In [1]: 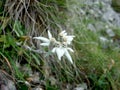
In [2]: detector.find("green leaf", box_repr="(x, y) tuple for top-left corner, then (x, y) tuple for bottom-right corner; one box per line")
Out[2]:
(13, 21), (24, 37)
(31, 53), (40, 65)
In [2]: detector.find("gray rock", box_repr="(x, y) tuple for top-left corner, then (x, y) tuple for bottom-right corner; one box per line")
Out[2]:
(87, 24), (96, 32)
(0, 70), (16, 90)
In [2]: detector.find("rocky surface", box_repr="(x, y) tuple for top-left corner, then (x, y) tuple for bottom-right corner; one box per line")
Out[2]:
(78, 0), (120, 49)
(82, 0), (120, 28)
(0, 70), (16, 90)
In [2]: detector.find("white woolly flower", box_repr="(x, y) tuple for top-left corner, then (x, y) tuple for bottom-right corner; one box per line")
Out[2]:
(33, 30), (75, 64)
(33, 31), (56, 46)
(59, 30), (75, 44)
(63, 35), (75, 44)
(51, 46), (74, 64)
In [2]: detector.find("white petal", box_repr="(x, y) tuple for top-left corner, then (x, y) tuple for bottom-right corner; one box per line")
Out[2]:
(60, 30), (66, 35)
(60, 47), (65, 57)
(66, 41), (71, 45)
(51, 47), (56, 53)
(59, 30), (67, 36)
(48, 30), (52, 39)
(33, 37), (50, 43)
(64, 49), (73, 64)
(66, 36), (75, 44)
(67, 48), (74, 52)
(63, 32), (67, 36)
(40, 43), (50, 46)
(56, 48), (62, 60)
(66, 36), (75, 41)
(56, 47), (64, 60)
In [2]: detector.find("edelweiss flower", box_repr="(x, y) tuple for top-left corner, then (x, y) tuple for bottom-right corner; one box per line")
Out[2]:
(59, 30), (75, 44)
(33, 30), (75, 64)
(51, 46), (74, 64)
(33, 31), (56, 46)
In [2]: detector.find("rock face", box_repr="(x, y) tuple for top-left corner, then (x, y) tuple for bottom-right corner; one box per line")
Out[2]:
(0, 70), (16, 90)
(111, 0), (120, 12)
(79, 0), (120, 49)
(82, 0), (120, 28)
